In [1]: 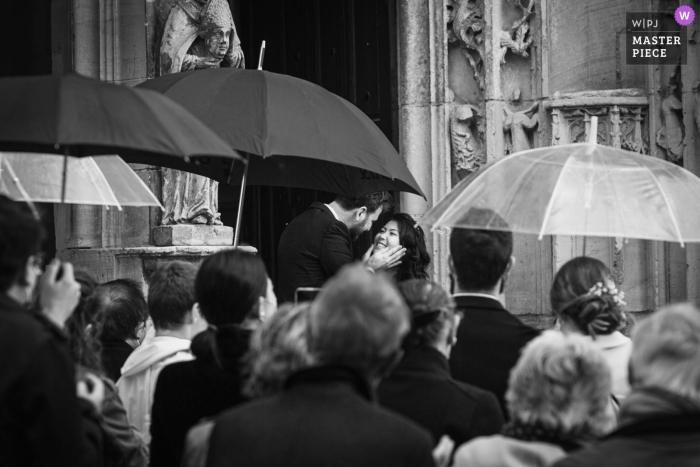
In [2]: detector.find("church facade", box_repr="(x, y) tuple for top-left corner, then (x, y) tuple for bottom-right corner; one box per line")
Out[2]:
(4, 0), (699, 325)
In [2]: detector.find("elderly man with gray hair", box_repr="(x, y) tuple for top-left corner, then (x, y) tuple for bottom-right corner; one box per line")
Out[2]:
(206, 264), (435, 467)
(554, 304), (700, 467)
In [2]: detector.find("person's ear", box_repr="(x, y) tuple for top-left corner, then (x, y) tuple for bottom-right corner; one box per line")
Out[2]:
(506, 256), (516, 274)
(356, 206), (367, 222)
(191, 303), (201, 322)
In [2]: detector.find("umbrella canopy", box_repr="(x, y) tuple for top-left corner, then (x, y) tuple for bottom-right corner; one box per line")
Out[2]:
(0, 152), (163, 209)
(421, 142), (700, 246)
(136, 68), (425, 199)
(0, 73), (243, 170)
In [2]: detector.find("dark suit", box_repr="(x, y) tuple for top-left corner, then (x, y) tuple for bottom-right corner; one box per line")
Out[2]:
(448, 295), (539, 418)
(277, 202), (353, 303)
(378, 346), (504, 447)
(208, 365), (434, 467)
(0, 294), (102, 467)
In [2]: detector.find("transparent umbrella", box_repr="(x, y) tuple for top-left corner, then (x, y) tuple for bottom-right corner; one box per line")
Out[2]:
(0, 152), (163, 213)
(422, 121), (700, 246)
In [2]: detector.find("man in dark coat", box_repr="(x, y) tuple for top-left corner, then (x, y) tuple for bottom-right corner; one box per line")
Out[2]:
(277, 192), (405, 303)
(207, 264), (435, 467)
(379, 280), (504, 448)
(448, 208), (539, 417)
(554, 303), (700, 467)
(0, 195), (103, 467)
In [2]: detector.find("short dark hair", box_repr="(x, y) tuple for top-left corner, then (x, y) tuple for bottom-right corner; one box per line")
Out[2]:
(195, 250), (268, 325)
(334, 191), (393, 213)
(148, 261), (198, 330)
(191, 250), (268, 368)
(449, 208), (513, 291)
(0, 195), (45, 292)
(87, 279), (148, 341)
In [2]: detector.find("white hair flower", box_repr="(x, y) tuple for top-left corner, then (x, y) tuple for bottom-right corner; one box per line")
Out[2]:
(587, 280), (627, 306)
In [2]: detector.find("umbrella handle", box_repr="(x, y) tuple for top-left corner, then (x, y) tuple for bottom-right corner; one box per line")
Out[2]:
(233, 153), (250, 249)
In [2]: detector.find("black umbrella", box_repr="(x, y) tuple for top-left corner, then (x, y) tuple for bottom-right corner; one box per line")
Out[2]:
(137, 67), (425, 246)
(0, 73), (244, 200)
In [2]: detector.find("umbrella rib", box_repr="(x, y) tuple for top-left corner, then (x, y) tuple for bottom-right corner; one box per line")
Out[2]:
(538, 155), (574, 240)
(86, 157), (122, 210)
(645, 166), (684, 247)
(1, 155), (40, 218)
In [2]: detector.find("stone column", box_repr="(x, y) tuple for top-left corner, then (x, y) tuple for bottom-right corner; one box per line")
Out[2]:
(397, 0), (452, 288)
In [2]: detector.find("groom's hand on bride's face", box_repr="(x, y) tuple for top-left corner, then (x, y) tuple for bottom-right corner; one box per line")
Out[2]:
(366, 245), (406, 271)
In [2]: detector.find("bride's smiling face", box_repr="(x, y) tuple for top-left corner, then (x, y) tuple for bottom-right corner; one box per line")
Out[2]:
(373, 220), (400, 252)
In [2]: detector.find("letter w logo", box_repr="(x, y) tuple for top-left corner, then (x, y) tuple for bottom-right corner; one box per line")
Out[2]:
(679, 11), (690, 20)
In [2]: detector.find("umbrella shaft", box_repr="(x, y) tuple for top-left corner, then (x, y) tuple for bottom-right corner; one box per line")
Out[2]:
(233, 153), (250, 248)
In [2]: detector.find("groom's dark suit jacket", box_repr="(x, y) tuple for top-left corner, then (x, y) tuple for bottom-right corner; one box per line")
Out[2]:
(449, 295), (540, 418)
(277, 202), (353, 303)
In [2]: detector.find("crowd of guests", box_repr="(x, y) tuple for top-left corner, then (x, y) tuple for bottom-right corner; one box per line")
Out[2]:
(1, 190), (700, 467)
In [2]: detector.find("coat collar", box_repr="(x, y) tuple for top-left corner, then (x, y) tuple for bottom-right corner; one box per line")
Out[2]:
(0, 293), (27, 313)
(393, 346), (451, 378)
(285, 364), (375, 401)
(607, 413), (700, 439)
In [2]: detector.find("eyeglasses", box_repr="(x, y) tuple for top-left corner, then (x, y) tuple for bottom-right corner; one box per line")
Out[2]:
(31, 252), (46, 271)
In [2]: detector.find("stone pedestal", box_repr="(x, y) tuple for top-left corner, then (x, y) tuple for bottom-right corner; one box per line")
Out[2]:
(63, 245), (257, 295)
(153, 225), (233, 246)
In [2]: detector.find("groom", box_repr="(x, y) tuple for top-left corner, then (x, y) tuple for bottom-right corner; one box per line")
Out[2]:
(277, 192), (406, 303)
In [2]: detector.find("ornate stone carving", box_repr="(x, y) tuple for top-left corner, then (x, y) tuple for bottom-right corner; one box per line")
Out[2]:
(546, 90), (651, 285)
(656, 70), (685, 163)
(497, 0), (536, 65)
(447, 0), (486, 91)
(503, 101), (538, 154)
(450, 103), (485, 175)
(158, 0), (245, 225)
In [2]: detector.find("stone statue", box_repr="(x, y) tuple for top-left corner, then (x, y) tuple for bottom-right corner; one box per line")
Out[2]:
(497, 0), (536, 65)
(158, 0), (245, 225)
(656, 79), (685, 163)
(448, 0), (486, 91)
(450, 104), (485, 175)
(504, 101), (539, 154)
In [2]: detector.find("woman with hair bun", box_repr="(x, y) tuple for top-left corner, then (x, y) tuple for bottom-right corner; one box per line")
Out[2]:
(150, 250), (277, 467)
(550, 256), (632, 399)
(370, 213), (431, 282)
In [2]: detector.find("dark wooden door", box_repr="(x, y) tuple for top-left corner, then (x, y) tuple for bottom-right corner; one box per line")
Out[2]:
(220, 0), (397, 287)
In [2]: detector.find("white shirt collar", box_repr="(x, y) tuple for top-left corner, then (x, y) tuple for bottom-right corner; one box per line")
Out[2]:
(324, 204), (341, 221)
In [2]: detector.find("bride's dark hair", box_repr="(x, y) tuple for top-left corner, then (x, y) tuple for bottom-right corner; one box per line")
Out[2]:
(390, 213), (430, 282)
(550, 257), (626, 337)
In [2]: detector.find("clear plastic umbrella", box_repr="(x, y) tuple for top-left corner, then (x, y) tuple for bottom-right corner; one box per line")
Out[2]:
(0, 152), (163, 211)
(422, 123), (700, 246)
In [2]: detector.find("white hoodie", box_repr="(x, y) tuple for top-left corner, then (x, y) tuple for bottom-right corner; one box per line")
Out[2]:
(116, 335), (193, 444)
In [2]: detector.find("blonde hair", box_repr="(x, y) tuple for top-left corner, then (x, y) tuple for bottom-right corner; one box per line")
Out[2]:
(630, 303), (700, 402)
(243, 303), (315, 398)
(506, 331), (613, 438)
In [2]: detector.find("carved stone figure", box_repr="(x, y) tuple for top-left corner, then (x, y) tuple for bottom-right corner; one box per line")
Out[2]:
(497, 0), (535, 65)
(450, 104), (485, 175)
(504, 101), (539, 154)
(448, 0), (486, 91)
(656, 80), (685, 163)
(158, 0), (245, 225)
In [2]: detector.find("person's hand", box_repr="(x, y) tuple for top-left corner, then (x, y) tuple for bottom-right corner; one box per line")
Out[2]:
(432, 435), (455, 467)
(196, 57), (222, 69)
(365, 244), (406, 271)
(77, 372), (105, 413)
(40, 260), (81, 329)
